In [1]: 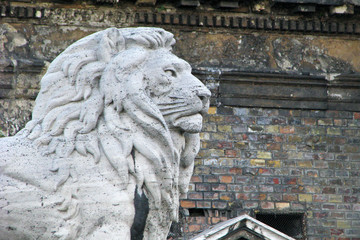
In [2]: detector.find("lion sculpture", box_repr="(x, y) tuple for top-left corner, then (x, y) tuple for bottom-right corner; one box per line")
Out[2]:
(0, 27), (210, 240)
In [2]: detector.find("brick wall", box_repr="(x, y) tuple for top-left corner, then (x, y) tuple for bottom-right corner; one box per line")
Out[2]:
(180, 106), (360, 240)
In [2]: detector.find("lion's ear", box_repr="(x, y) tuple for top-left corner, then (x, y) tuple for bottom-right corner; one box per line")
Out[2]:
(97, 28), (125, 63)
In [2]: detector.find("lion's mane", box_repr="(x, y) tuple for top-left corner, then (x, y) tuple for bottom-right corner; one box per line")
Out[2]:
(19, 28), (194, 237)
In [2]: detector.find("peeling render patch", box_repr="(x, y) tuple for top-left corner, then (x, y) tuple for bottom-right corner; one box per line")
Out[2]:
(328, 92), (343, 100)
(272, 37), (355, 74)
(325, 73), (341, 81)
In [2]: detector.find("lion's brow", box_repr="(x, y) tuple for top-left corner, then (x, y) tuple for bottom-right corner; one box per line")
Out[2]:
(171, 62), (191, 72)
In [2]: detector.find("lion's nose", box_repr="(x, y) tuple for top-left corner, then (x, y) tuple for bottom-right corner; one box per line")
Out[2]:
(197, 88), (211, 102)
(189, 74), (211, 107)
(196, 87), (211, 112)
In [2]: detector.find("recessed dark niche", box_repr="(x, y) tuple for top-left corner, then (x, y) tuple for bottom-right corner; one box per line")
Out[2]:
(255, 212), (305, 239)
(188, 208), (206, 217)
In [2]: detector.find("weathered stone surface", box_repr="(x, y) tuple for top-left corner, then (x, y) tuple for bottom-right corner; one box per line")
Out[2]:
(0, 27), (210, 240)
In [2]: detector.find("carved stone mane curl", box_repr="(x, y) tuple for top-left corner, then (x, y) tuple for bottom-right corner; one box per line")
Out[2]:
(20, 28), (184, 231)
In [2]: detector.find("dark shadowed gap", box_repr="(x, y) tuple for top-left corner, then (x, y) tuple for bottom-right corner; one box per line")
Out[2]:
(255, 213), (305, 239)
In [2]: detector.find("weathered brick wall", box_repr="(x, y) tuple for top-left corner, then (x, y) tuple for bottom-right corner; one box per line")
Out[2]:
(181, 106), (360, 239)
(1, 1), (360, 239)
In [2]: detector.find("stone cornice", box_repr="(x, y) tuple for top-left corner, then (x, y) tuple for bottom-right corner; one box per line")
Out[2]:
(1, 3), (360, 35)
(0, 5), (44, 18)
(134, 12), (360, 35)
(1, 63), (360, 111)
(194, 70), (360, 111)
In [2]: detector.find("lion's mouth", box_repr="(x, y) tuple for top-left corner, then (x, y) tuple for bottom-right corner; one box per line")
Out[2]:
(173, 113), (203, 133)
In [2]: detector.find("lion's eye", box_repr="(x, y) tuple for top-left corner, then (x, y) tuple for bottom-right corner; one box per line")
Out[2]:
(164, 69), (176, 77)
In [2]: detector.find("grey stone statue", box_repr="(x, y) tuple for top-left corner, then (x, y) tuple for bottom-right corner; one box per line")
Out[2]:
(0, 27), (210, 240)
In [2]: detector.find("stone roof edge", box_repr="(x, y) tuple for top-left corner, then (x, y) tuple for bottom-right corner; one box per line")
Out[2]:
(190, 214), (296, 240)
(135, 12), (360, 35)
(1, 4), (360, 35)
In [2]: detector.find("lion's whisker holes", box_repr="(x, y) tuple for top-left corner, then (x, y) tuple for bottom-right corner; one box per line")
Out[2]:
(158, 103), (188, 111)
(157, 101), (185, 106)
(149, 92), (156, 98)
(169, 96), (185, 99)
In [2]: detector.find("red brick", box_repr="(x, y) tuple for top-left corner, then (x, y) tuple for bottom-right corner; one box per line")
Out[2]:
(330, 212), (345, 218)
(323, 204), (336, 210)
(225, 149), (238, 157)
(211, 217), (221, 224)
(236, 176), (249, 184)
(187, 192), (203, 200)
(318, 118), (333, 125)
(259, 168), (272, 175)
(244, 185), (257, 192)
(331, 229), (345, 236)
(229, 167), (242, 174)
(272, 178), (280, 184)
(314, 194), (329, 202)
(212, 167), (228, 174)
(337, 204), (351, 210)
(197, 201), (211, 208)
(284, 177), (297, 185)
(212, 201), (227, 209)
(266, 143), (281, 150)
(193, 216), (206, 224)
(228, 184), (242, 191)
(272, 117), (286, 124)
(220, 175), (233, 183)
(204, 175), (219, 183)
(261, 202), (275, 209)
(354, 112), (360, 119)
(283, 194), (298, 201)
(242, 134), (248, 140)
(220, 216), (228, 221)
(204, 192), (219, 200)
(334, 119), (344, 126)
(259, 185), (274, 192)
(244, 201), (259, 208)
(216, 141), (233, 149)
(306, 170), (319, 177)
(187, 224), (201, 232)
(344, 196), (358, 203)
(181, 200), (196, 208)
(314, 212), (329, 218)
(190, 175), (202, 183)
(251, 193), (266, 200)
(236, 193), (250, 200)
(224, 116), (242, 123)
(196, 183), (211, 191)
(274, 136), (284, 142)
(322, 187), (336, 194)
(220, 193), (233, 201)
(291, 186), (305, 193)
(303, 118), (316, 125)
(280, 126), (295, 134)
(212, 184), (227, 191)
(292, 203), (305, 210)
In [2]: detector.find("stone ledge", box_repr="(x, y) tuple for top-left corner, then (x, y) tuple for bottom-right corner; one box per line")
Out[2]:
(1, 3), (360, 35)
(0, 5), (45, 18)
(0, 59), (45, 73)
(195, 70), (360, 111)
(135, 12), (360, 35)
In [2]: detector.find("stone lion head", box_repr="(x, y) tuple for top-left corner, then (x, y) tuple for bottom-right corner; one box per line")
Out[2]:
(19, 27), (210, 238)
